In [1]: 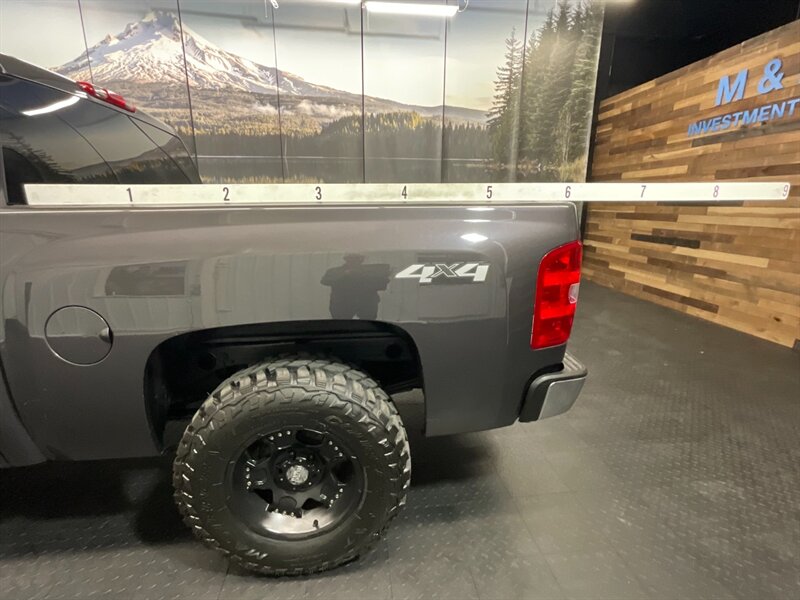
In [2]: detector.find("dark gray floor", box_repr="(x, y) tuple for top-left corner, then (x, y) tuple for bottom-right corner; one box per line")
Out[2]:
(1, 282), (798, 600)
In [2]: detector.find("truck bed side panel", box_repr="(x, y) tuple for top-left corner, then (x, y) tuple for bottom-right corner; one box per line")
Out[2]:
(0, 204), (578, 461)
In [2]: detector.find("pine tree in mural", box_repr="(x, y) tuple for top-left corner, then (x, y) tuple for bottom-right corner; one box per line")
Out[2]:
(490, 0), (603, 181)
(526, 3), (578, 165)
(563, 1), (603, 165)
(487, 28), (524, 169)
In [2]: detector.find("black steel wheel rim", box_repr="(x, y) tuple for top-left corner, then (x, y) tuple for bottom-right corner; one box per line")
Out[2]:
(227, 426), (365, 538)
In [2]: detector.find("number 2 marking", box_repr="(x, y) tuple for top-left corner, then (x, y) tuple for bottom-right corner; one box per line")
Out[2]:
(222, 186), (230, 202)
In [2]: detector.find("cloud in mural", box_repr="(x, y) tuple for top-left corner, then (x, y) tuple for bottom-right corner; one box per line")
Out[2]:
(292, 100), (359, 120)
(251, 103), (279, 116)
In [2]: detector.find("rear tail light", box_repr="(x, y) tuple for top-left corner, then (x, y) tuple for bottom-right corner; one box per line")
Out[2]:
(531, 240), (582, 349)
(77, 81), (136, 113)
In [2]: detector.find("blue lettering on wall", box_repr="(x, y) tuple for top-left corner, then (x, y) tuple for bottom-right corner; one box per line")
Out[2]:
(757, 58), (784, 94)
(689, 57), (796, 137)
(715, 69), (748, 106)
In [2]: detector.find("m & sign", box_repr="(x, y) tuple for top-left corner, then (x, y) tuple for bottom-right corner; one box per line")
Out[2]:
(687, 58), (799, 137)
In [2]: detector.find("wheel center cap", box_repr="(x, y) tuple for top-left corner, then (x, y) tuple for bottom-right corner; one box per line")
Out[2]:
(285, 464), (310, 486)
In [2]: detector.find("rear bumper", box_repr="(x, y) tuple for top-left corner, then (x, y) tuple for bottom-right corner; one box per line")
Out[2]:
(519, 352), (587, 422)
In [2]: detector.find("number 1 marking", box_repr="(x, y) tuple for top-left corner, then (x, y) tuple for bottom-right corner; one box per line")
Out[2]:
(126, 187), (133, 202)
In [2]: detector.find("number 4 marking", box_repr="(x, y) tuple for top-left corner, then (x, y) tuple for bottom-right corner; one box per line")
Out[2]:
(455, 263), (489, 282)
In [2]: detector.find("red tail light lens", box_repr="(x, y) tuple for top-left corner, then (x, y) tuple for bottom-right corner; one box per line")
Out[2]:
(531, 240), (582, 349)
(77, 81), (136, 113)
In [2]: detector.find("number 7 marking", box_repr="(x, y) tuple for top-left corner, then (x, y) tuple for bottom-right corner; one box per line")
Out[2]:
(640, 184), (646, 198)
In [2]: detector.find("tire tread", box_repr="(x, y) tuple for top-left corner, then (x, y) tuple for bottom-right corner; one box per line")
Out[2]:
(173, 356), (410, 576)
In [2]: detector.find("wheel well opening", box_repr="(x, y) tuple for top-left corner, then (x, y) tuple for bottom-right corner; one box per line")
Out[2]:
(144, 320), (424, 450)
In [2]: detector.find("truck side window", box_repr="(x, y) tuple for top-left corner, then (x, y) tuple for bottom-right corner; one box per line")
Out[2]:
(0, 76), (117, 204)
(56, 100), (187, 185)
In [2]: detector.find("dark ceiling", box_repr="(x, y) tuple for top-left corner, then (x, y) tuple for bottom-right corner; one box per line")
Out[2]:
(597, 0), (800, 99)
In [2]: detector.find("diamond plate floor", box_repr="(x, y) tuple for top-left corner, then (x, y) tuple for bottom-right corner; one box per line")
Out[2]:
(1, 282), (798, 599)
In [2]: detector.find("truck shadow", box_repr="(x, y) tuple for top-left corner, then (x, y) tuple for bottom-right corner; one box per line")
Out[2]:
(0, 395), (498, 555)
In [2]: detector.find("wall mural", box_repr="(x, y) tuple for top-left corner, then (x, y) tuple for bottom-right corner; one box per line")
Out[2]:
(0, 0), (603, 184)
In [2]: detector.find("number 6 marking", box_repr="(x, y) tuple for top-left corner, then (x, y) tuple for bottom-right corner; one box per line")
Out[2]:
(565, 185), (571, 199)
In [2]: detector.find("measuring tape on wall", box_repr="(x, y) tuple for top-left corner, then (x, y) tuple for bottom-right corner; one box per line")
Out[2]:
(23, 181), (791, 207)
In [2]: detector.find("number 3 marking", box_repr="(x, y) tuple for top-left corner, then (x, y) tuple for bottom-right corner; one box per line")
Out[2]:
(315, 186), (322, 201)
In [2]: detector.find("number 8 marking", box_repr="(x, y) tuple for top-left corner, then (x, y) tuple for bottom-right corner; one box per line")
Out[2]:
(713, 185), (720, 198)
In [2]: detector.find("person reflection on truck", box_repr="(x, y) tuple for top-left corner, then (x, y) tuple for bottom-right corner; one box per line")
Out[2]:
(321, 254), (391, 320)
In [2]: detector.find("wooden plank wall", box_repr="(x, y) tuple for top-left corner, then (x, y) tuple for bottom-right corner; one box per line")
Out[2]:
(585, 21), (800, 348)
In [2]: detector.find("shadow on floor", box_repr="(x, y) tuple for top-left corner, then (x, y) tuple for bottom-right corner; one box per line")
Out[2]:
(0, 417), (496, 555)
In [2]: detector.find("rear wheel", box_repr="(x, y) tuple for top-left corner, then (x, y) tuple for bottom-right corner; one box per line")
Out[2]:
(172, 357), (410, 575)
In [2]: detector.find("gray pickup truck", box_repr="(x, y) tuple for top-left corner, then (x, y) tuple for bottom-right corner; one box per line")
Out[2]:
(0, 57), (587, 577)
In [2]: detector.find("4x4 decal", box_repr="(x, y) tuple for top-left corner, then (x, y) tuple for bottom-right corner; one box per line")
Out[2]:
(395, 262), (490, 284)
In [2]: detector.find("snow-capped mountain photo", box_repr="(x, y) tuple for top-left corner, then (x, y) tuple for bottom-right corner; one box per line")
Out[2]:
(55, 11), (484, 126)
(56, 12), (353, 100)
